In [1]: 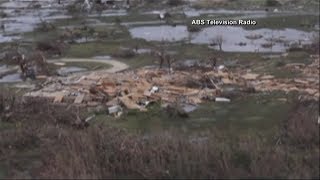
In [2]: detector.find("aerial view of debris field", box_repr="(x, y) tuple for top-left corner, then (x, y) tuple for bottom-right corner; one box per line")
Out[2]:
(0, 0), (319, 179)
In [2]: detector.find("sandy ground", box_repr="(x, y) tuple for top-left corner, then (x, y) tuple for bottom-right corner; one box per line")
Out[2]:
(12, 58), (128, 89)
(49, 58), (129, 73)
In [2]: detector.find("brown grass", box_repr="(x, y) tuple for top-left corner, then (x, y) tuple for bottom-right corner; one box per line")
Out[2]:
(0, 92), (319, 179)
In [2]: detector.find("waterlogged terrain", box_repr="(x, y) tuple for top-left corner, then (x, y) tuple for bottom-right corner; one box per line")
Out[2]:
(129, 25), (314, 52)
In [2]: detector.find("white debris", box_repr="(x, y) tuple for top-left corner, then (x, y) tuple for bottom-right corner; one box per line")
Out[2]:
(215, 97), (231, 103)
(150, 86), (159, 93)
(108, 105), (122, 114)
(218, 65), (226, 70)
(159, 12), (165, 19)
(85, 115), (96, 122)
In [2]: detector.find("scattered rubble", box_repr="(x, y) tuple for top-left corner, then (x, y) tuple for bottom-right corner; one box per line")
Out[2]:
(253, 55), (319, 99)
(215, 97), (231, 103)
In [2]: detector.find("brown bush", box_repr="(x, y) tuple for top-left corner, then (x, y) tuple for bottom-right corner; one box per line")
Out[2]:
(283, 100), (319, 147)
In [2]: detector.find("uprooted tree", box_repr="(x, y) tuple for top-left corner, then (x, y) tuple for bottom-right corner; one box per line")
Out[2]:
(3, 41), (50, 79)
(18, 51), (50, 80)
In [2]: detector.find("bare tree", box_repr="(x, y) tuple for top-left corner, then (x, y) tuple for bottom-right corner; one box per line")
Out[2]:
(154, 41), (166, 69)
(155, 50), (165, 69)
(211, 34), (224, 51)
(153, 41), (176, 72)
(165, 54), (177, 73)
(209, 56), (217, 69)
(311, 32), (320, 52)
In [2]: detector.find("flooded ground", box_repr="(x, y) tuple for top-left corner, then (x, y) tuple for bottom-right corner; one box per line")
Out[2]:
(0, 34), (20, 43)
(144, 8), (294, 18)
(0, 73), (22, 83)
(0, 65), (20, 83)
(1, 0), (318, 49)
(130, 25), (187, 42)
(56, 66), (87, 76)
(0, 64), (8, 72)
(129, 25), (314, 52)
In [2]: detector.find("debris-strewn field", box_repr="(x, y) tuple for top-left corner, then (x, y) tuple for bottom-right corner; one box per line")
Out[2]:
(24, 55), (319, 110)
(0, 0), (319, 179)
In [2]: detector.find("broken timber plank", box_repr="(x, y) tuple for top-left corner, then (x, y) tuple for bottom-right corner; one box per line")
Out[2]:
(119, 96), (147, 111)
(53, 93), (64, 103)
(74, 94), (85, 104)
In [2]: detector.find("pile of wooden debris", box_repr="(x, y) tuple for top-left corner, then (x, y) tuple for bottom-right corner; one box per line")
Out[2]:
(24, 56), (319, 114)
(24, 67), (233, 112)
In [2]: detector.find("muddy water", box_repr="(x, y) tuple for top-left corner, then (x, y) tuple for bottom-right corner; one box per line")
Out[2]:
(0, 34), (20, 43)
(0, 65), (21, 83)
(144, 8), (310, 19)
(183, 9), (269, 18)
(130, 25), (188, 42)
(192, 27), (313, 52)
(129, 25), (313, 52)
(0, 73), (22, 83)
(0, 65), (8, 72)
(143, 9), (270, 18)
(57, 66), (87, 76)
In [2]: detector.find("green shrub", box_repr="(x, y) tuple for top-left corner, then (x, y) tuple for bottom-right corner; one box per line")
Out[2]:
(265, 0), (281, 7)
(167, 0), (184, 6)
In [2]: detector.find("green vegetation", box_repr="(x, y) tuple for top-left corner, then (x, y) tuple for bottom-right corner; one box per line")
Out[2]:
(265, 0), (281, 7)
(94, 92), (294, 134)
(66, 42), (120, 58)
(252, 51), (311, 78)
